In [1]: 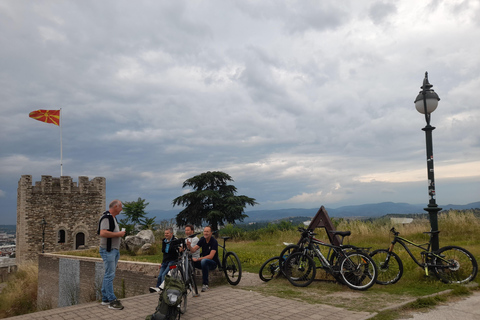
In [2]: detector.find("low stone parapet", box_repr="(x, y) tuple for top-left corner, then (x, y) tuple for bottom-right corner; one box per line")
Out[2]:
(37, 253), (228, 310)
(37, 253), (159, 309)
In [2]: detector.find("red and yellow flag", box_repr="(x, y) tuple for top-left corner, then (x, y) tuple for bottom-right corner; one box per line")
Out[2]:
(29, 109), (60, 126)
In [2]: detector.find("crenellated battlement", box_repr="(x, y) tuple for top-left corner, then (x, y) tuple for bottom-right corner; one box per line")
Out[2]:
(20, 175), (106, 194)
(16, 175), (106, 263)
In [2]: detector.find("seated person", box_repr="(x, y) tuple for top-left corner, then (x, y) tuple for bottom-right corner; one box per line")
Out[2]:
(150, 227), (178, 292)
(188, 225), (218, 292)
(184, 224), (200, 259)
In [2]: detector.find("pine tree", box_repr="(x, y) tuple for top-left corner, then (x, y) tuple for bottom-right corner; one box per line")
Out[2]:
(173, 171), (257, 231)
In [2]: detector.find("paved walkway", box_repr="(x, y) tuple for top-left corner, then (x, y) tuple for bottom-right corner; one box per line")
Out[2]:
(7, 285), (372, 320)
(408, 291), (480, 320)
(7, 271), (480, 320)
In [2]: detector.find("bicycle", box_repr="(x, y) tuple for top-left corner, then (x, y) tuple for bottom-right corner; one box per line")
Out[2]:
(278, 228), (355, 271)
(259, 229), (318, 282)
(169, 233), (200, 314)
(284, 228), (378, 290)
(258, 239), (307, 282)
(370, 227), (478, 285)
(214, 232), (242, 285)
(259, 228), (357, 282)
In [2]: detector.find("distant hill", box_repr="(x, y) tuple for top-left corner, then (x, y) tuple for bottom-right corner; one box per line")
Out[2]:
(2, 202), (478, 228)
(240, 201), (480, 222)
(143, 201), (480, 224)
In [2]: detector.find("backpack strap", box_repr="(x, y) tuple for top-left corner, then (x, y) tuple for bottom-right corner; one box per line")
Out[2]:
(97, 211), (115, 252)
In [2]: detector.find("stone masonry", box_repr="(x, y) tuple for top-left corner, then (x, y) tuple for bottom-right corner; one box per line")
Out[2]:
(37, 253), (159, 308)
(16, 175), (106, 263)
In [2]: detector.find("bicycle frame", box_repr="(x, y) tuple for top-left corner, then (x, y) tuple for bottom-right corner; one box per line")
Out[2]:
(216, 237), (229, 268)
(211, 231), (231, 268)
(388, 228), (450, 274)
(302, 233), (351, 274)
(171, 234), (200, 287)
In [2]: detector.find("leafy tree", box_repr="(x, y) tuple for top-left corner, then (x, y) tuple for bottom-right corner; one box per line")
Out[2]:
(119, 197), (155, 234)
(142, 217), (157, 230)
(173, 171), (258, 231)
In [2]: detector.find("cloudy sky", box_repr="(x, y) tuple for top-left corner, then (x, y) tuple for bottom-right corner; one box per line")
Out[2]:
(1, 0), (479, 225)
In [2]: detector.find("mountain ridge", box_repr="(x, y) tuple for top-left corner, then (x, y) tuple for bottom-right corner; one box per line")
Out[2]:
(145, 201), (480, 223)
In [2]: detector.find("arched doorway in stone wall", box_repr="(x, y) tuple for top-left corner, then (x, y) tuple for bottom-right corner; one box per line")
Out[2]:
(75, 232), (85, 249)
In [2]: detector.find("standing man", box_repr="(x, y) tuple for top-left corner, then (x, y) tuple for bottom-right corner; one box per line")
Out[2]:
(150, 227), (178, 292)
(98, 199), (125, 310)
(188, 226), (218, 292)
(184, 224), (199, 260)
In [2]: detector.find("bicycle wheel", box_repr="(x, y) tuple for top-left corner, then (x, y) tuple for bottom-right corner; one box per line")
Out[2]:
(279, 244), (300, 274)
(370, 249), (403, 285)
(188, 260), (199, 296)
(259, 256), (281, 282)
(339, 251), (377, 290)
(328, 245), (356, 284)
(433, 246), (478, 284)
(284, 252), (316, 287)
(223, 251), (242, 285)
(179, 291), (187, 314)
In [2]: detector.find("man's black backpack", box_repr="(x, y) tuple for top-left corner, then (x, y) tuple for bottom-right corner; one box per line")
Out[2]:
(97, 211), (115, 252)
(145, 274), (185, 320)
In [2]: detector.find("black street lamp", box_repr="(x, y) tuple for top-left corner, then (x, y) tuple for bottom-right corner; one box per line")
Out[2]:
(41, 217), (47, 253)
(414, 71), (441, 251)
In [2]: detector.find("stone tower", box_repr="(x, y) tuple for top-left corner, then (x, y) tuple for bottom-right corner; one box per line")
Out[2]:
(16, 175), (106, 263)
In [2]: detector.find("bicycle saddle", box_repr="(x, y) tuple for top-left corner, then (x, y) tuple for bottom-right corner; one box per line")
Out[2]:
(329, 231), (351, 237)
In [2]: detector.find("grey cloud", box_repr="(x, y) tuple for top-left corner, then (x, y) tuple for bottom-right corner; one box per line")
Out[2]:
(0, 1), (479, 225)
(368, 2), (397, 25)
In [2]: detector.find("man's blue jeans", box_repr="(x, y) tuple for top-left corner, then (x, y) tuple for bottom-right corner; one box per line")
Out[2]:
(193, 259), (217, 285)
(156, 260), (176, 287)
(99, 247), (120, 302)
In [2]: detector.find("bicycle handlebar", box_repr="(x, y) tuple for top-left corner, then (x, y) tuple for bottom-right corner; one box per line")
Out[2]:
(170, 232), (202, 249)
(390, 227), (400, 236)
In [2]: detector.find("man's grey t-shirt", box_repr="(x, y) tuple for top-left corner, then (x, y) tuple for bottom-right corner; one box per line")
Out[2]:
(187, 236), (200, 259)
(99, 216), (120, 250)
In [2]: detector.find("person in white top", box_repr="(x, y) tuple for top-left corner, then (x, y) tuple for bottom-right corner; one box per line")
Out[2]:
(185, 224), (200, 259)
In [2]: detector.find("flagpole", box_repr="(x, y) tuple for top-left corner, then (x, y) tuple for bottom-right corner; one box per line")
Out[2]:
(60, 108), (63, 176)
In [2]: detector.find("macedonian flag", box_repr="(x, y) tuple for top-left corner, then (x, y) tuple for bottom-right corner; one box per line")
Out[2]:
(29, 109), (60, 126)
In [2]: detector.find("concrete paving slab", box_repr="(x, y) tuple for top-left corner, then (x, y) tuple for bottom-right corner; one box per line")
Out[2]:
(7, 285), (372, 320)
(408, 291), (480, 320)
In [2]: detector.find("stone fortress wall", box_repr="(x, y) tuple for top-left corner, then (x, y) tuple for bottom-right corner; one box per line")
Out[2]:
(16, 175), (106, 263)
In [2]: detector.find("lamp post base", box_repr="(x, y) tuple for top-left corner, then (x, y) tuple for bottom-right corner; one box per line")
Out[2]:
(424, 205), (442, 252)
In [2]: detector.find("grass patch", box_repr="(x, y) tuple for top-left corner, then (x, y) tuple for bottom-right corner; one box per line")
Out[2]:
(0, 262), (40, 318)
(409, 295), (447, 309)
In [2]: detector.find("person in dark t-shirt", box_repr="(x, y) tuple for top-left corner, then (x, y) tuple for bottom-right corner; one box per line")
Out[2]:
(188, 226), (218, 292)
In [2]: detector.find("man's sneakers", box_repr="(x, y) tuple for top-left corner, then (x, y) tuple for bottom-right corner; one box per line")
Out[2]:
(149, 286), (162, 293)
(201, 284), (209, 292)
(108, 299), (124, 310)
(101, 301), (109, 306)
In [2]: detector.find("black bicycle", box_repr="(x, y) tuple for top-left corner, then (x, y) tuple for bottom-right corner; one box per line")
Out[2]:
(284, 228), (377, 290)
(170, 234), (200, 314)
(215, 234), (242, 285)
(370, 227), (478, 285)
(259, 228), (357, 282)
